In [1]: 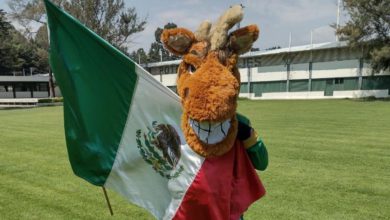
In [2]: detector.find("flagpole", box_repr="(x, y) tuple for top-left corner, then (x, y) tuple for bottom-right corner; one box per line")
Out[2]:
(102, 187), (114, 216)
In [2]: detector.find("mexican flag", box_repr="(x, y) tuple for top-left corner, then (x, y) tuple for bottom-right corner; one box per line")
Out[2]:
(45, 0), (264, 219)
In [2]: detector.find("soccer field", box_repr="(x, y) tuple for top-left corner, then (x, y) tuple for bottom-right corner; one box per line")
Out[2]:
(0, 100), (389, 219)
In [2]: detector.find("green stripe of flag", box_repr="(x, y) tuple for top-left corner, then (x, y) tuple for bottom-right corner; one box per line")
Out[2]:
(45, 0), (138, 185)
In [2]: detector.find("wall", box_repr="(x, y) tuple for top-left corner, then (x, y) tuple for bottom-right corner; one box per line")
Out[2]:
(0, 92), (14, 98)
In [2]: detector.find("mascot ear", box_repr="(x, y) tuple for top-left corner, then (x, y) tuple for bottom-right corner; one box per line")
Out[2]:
(228, 25), (259, 55)
(161, 28), (195, 56)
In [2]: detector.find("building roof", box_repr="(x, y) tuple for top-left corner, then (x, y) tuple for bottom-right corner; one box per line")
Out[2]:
(241, 41), (348, 57)
(0, 75), (49, 83)
(145, 41), (349, 68)
(146, 59), (181, 67)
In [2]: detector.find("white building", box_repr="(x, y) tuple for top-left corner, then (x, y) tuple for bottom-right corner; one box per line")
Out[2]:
(145, 41), (390, 99)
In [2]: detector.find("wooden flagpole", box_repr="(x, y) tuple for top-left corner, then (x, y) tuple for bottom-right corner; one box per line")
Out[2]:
(102, 187), (114, 216)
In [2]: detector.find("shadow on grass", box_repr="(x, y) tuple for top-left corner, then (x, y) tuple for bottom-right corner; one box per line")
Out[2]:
(348, 97), (390, 102)
(0, 106), (35, 110)
(0, 105), (62, 111)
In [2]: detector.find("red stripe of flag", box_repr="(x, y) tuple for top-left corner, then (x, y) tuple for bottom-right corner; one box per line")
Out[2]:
(173, 140), (265, 220)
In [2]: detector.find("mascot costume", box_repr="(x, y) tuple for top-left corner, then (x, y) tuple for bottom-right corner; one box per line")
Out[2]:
(161, 5), (269, 220)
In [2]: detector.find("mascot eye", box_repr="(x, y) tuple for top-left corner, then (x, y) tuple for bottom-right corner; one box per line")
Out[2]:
(187, 64), (196, 74)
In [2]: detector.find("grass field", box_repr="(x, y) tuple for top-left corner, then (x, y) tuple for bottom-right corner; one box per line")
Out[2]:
(0, 99), (389, 219)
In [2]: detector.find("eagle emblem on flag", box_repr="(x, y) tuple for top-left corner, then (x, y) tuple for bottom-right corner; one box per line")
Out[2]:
(136, 121), (184, 179)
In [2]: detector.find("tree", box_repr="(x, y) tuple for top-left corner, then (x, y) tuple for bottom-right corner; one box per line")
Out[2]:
(265, 46), (281, 51)
(35, 25), (48, 50)
(129, 48), (148, 64)
(1, 9), (50, 75)
(0, 10), (14, 73)
(336, 0), (390, 72)
(8, 0), (147, 53)
(148, 42), (163, 63)
(0, 9), (11, 35)
(32, 25), (49, 72)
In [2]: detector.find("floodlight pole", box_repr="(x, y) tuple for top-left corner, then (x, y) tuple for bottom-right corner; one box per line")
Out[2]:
(102, 187), (114, 216)
(336, 0), (341, 41)
(309, 30), (313, 91)
(247, 61), (251, 98)
(286, 32), (292, 92)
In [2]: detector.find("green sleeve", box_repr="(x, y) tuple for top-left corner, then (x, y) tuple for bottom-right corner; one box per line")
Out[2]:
(246, 139), (268, 171)
(236, 112), (251, 126)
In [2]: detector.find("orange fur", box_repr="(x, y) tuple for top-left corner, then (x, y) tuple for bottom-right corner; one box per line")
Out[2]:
(180, 52), (239, 121)
(228, 25), (259, 54)
(178, 52), (240, 157)
(230, 25), (259, 39)
(161, 28), (195, 55)
(162, 19), (259, 157)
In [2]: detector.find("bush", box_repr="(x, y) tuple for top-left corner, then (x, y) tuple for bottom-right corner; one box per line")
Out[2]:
(38, 97), (63, 103)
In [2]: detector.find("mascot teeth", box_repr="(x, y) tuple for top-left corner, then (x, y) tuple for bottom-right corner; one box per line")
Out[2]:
(189, 118), (231, 144)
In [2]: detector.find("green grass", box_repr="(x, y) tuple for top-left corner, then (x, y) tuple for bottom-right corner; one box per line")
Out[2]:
(1, 100), (389, 219)
(238, 99), (390, 220)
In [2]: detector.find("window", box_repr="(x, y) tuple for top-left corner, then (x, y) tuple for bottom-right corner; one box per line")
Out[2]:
(159, 65), (178, 75)
(36, 83), (49, 91)
(335, 78), (344, 84)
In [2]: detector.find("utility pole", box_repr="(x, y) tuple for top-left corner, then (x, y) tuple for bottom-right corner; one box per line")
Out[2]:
(286, 32), (292, 92)
(309, 30), (313, 91)
(247, 62), (251, 98)
(336, 0), (341, 42)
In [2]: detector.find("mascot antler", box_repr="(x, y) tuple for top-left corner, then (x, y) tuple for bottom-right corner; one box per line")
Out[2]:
(209, 5), (243, 50)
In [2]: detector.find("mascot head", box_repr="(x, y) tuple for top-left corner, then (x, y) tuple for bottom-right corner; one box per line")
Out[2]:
(161, 5), (259, 157)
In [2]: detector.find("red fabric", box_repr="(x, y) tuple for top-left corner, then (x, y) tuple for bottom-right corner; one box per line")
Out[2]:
(173, 140), (265, 220)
